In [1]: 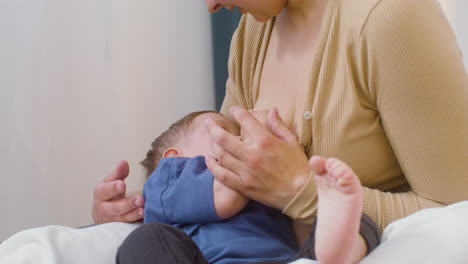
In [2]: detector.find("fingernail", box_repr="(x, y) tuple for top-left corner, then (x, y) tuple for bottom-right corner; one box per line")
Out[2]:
(272, 107), (279, 117)
(138, 208), (144, 216)
(134, 197), (144, 207)
(205, 118), (215, 127)
(206, 156), (215, 167)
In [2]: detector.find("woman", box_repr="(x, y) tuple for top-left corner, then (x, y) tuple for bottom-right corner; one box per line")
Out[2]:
(93, 0), (468, 262)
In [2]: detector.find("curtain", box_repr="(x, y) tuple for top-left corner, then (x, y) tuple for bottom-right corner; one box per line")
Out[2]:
(210, 8), (241, 110)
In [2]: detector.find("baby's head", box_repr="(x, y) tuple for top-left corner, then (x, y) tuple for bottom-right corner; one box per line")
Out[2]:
(141, 111), (239, 177)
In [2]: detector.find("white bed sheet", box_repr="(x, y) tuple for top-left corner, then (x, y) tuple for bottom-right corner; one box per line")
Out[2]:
(2, 201), (468, 264)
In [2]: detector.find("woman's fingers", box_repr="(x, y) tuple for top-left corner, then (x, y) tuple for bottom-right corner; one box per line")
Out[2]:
(93, 195), (145, 224)
(229, 106), (271, 141)
(210, 140), (246, 174)
(116, 208), (145, 223)
(92, 160), (138, 224)
(103, 196), (145, 217)
(93, 180), (126, 201)
(94, 160), (130, 201)
(205, 117), (247, 160)
(249, 109), (269, 127)
(103, 160), (130, 182)
(267, 107), (298, 145)
(205, 155), (244, 192)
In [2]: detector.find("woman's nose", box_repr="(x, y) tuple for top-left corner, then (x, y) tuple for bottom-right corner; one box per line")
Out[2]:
(205, 0), (223, 13)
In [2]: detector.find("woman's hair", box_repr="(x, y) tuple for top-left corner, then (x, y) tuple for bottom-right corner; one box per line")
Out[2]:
(141, 110), (217, 178)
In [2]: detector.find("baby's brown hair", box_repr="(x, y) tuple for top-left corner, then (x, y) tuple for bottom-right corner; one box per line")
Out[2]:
(141, 110), (217, 178)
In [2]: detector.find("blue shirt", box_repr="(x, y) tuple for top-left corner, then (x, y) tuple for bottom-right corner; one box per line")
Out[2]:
(144, 156), (298, 264)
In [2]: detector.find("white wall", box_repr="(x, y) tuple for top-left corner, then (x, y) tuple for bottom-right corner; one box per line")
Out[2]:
(0, 1), (214, 240)
(1, 0), (465, 242)
(440, 0), (468, 66)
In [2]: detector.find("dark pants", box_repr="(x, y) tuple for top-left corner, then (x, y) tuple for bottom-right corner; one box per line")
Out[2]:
(116, 214), (380, 264)
(116, 222), (209, 264)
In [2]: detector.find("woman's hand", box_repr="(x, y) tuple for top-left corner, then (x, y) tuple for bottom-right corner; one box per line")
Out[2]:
(92, 160), (145, 224)
(205, 106), (311, 210)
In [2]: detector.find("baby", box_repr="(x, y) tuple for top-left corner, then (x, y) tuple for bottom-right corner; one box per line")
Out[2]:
(117, 110), (379, 264)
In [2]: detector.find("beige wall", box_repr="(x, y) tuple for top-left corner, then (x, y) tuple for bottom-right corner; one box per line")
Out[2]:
(0, 1), (214, 240)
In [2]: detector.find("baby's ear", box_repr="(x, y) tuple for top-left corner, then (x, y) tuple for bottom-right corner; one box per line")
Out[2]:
(163, 148), (181, 158)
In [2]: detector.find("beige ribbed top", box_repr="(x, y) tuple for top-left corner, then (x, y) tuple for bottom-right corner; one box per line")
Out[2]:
(220, 0), (468, 230)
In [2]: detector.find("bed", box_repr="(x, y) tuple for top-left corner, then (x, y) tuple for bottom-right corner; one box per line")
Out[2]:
(1, 201), (468, 264)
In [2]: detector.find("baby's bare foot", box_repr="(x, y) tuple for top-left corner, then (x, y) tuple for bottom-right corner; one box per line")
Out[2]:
(309, 156), (363, 264)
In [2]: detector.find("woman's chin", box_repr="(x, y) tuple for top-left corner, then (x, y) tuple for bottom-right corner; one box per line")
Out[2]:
(250, 13), (272, 23)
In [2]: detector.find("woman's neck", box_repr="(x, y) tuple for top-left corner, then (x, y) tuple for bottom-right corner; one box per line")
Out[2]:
(277, 0), (328, 34)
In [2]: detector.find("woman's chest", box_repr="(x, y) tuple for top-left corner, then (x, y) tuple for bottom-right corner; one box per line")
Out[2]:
(252, 50), (403, 189)
(254, 70), (306, 137)
(254, 48), (316, 137)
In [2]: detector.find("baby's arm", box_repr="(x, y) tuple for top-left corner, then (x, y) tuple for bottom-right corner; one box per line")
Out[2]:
(213, 178), (249, 219)
(145, 157), (242, 224)
(210, 109), (270, 219)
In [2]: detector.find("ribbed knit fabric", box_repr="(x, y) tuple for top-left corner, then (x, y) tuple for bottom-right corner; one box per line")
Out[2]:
(220, 0), (468, 230)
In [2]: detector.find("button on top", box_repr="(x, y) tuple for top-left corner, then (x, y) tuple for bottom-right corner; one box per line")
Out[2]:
(303, 111), (313, 120)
